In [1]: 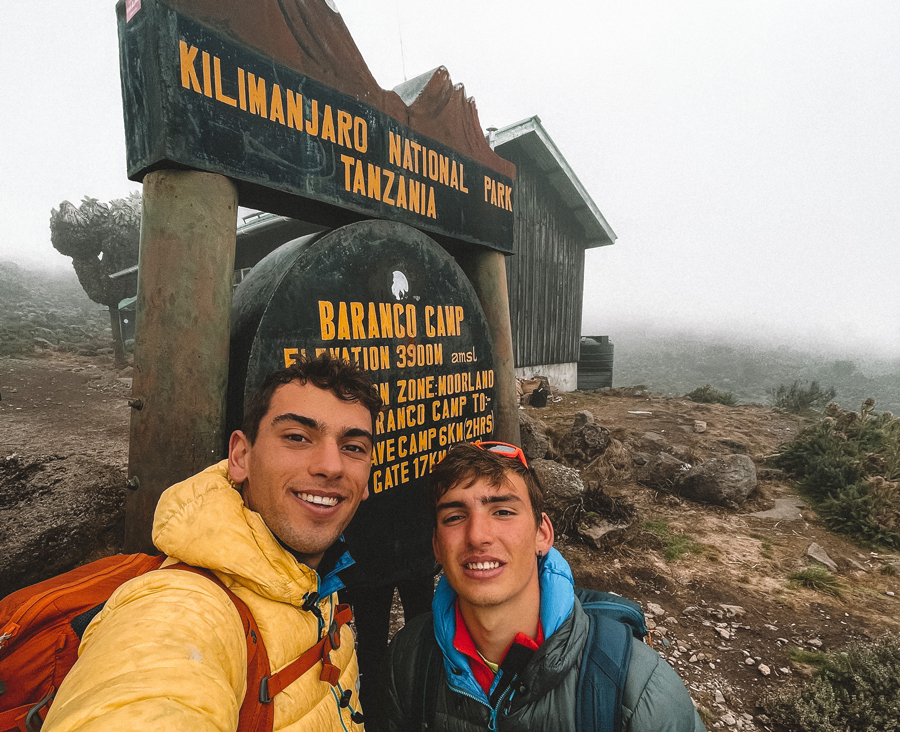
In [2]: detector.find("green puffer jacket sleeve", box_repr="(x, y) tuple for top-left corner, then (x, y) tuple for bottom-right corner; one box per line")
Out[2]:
(622, 638), (707, 732)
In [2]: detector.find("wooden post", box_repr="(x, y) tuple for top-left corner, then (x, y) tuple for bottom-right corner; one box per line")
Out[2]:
(456, 249), (520, 445)
(124, 170), (238, 553)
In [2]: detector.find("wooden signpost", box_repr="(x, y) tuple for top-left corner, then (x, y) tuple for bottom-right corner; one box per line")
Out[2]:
(116, 0), (518, 554)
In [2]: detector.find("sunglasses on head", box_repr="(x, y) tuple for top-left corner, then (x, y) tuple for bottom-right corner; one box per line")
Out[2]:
(473, 441), (529, 469)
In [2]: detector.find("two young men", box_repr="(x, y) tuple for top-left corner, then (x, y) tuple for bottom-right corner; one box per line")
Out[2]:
(376, 442), (706, 732)
(43, 356), (381, 732)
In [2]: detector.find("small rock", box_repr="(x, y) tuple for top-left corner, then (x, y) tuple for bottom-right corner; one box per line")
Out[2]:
(779, 667), (791, 675)
(720, 604), (745, 618)
(694, 420), (707, 433)
(689, 654), (698, 663)
(808, 638), (823, 648)
(721, 713), (736, 726)
(887, 591), (896, 597)
(646, 602), (666, 617)
(715, 627), (731, 639)
(744, 657), (756, 665)
(807, 543), (838, 572)
(714, 690), (726, 704)
(758, 664), (771, 677)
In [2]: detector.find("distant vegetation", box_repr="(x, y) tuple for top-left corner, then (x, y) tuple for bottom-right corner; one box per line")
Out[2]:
(774, 400), (900, 549)
(768, 380), (837, 414)
(0, 261), (110, 358)
(611, 330), (900, 415)
(684, 384), (737, 406)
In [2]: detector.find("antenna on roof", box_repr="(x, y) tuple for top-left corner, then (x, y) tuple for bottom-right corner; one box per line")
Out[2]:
(397, 8), (407, 82)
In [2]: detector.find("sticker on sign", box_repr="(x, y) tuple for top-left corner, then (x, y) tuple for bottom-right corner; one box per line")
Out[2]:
(126, 0), (141, 22)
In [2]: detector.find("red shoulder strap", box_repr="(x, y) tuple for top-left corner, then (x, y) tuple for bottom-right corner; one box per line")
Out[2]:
(163, 564), (273, 732)
(163, 565), (354, 731)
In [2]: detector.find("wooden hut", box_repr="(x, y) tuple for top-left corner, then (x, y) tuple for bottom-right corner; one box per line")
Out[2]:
(490, 116), (616, 391)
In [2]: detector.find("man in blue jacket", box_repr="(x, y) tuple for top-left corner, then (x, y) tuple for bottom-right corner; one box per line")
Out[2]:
(375, 441), (706, 732)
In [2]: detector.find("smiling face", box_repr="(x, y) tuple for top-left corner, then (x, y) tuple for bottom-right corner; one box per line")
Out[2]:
(433, 472), (554, 617)
(228, 380), (373, 568)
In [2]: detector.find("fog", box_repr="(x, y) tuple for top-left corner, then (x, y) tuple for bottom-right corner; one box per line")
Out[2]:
(1, 1), (897, 358)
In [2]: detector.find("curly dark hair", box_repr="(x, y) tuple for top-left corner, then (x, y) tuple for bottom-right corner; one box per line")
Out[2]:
(241, 353), (382, 444)
(429, 442), (544, 527)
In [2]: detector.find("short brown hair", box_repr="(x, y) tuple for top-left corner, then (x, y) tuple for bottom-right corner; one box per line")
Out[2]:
(241, 354), (382, 444)
(429, 442), (544, 527)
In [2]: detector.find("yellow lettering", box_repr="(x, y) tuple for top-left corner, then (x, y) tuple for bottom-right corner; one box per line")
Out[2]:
(179, 41), (201, 93)
(459, 164), (468, 193)
(283, 348), (299, 367)
(306, 99), (319, 135)
(427, 188), (436, 218)
(379, 303), (394, 338)
(350, 302), (365, 339)
(367, 302), (381, 338)
(287, 90), (303, 129)
(340, 154), (355, 191)
(337, 301), (350, 340)
(337, 110), (352, 147)
(237, 68), (247, 110)
(247, 73), (266, 117)
(269, 84), (285, 124)
(367, 164), (382, 201)
(396, 175), (407, 209)
(318, 301), (335, 340)
(201, 51), (212, 97)
(409, 179), (421, 214)
(450, 160), (459, 190)
(321, 105), (336, 142)
(424, 306), (435, 337)
(213, 56), (237, 107)
(353, 160), (366, 195)
(383, 170), (396, 205)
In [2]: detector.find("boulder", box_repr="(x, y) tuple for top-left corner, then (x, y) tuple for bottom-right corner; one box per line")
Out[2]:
(674, 454), (757, 507)
(518, 411), (550, 461)
(558, 411), (610, 466)
(531, 459), (584, 524)
(636, 452), (690, 488)
(577, 515), (631, 551)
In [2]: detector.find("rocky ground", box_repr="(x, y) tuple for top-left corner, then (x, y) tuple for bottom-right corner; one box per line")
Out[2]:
(2, 353), (899, 731)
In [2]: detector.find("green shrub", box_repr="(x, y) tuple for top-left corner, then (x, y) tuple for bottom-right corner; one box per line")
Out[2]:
(763, 634), (900, 731)
(773, 401), (900, 549)
(768, 380), (837, 413)
(684, 384), (737, 406)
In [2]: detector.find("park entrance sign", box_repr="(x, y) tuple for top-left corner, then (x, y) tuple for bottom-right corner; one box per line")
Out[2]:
(116, 0), (518, 560)
(118, 0), (514, 251)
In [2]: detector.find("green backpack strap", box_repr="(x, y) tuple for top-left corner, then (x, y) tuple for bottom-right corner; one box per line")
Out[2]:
(575, 588), (648, 732)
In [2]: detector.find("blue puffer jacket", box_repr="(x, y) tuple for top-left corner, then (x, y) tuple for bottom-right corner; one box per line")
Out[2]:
(375, 548), (706, 732)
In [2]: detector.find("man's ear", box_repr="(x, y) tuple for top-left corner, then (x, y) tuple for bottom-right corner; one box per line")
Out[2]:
(228, 430), (251, 484)
(536, 513), (554, 555)
(432, 528), (445, 567)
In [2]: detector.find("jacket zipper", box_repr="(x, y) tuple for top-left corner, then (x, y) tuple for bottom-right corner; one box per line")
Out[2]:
(0, 554), (152, 651)
(447, 677), (516, 731)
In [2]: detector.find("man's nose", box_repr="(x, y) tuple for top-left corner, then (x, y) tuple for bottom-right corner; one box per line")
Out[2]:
(308, 439), (344, 478)
(465, 511), (492, 547)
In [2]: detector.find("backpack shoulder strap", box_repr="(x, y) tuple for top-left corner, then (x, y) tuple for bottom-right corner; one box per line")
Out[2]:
(163, 564), (273, 732)
(574, 589), (648, 732)
(412, 615), (441, 732)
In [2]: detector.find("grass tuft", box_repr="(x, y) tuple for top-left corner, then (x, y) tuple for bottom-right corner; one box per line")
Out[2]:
(643, 520), (705, 561)
(789, 566), (844, 598)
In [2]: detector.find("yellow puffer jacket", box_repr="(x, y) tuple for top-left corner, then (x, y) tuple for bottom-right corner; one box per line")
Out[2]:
(42, 461), (363, 732)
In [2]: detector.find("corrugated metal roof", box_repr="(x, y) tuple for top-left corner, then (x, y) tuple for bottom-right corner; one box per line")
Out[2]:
(490, 116), (616, 249)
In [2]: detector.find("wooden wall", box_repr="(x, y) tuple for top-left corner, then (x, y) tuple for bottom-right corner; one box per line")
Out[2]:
(500, 145), (586, 368)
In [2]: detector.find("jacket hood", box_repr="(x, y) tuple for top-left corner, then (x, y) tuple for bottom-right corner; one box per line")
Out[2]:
(152, 460), (335, 605)
(432, 546), (577, 703)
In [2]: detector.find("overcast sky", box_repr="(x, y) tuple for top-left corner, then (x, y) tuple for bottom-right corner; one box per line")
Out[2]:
(2, 1), (898, 358)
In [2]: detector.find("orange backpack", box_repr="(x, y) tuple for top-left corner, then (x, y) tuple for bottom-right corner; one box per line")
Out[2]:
(0, 553), (353, 732)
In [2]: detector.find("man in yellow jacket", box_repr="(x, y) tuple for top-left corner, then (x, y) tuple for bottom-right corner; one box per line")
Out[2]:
(43, 355), (382, 732)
